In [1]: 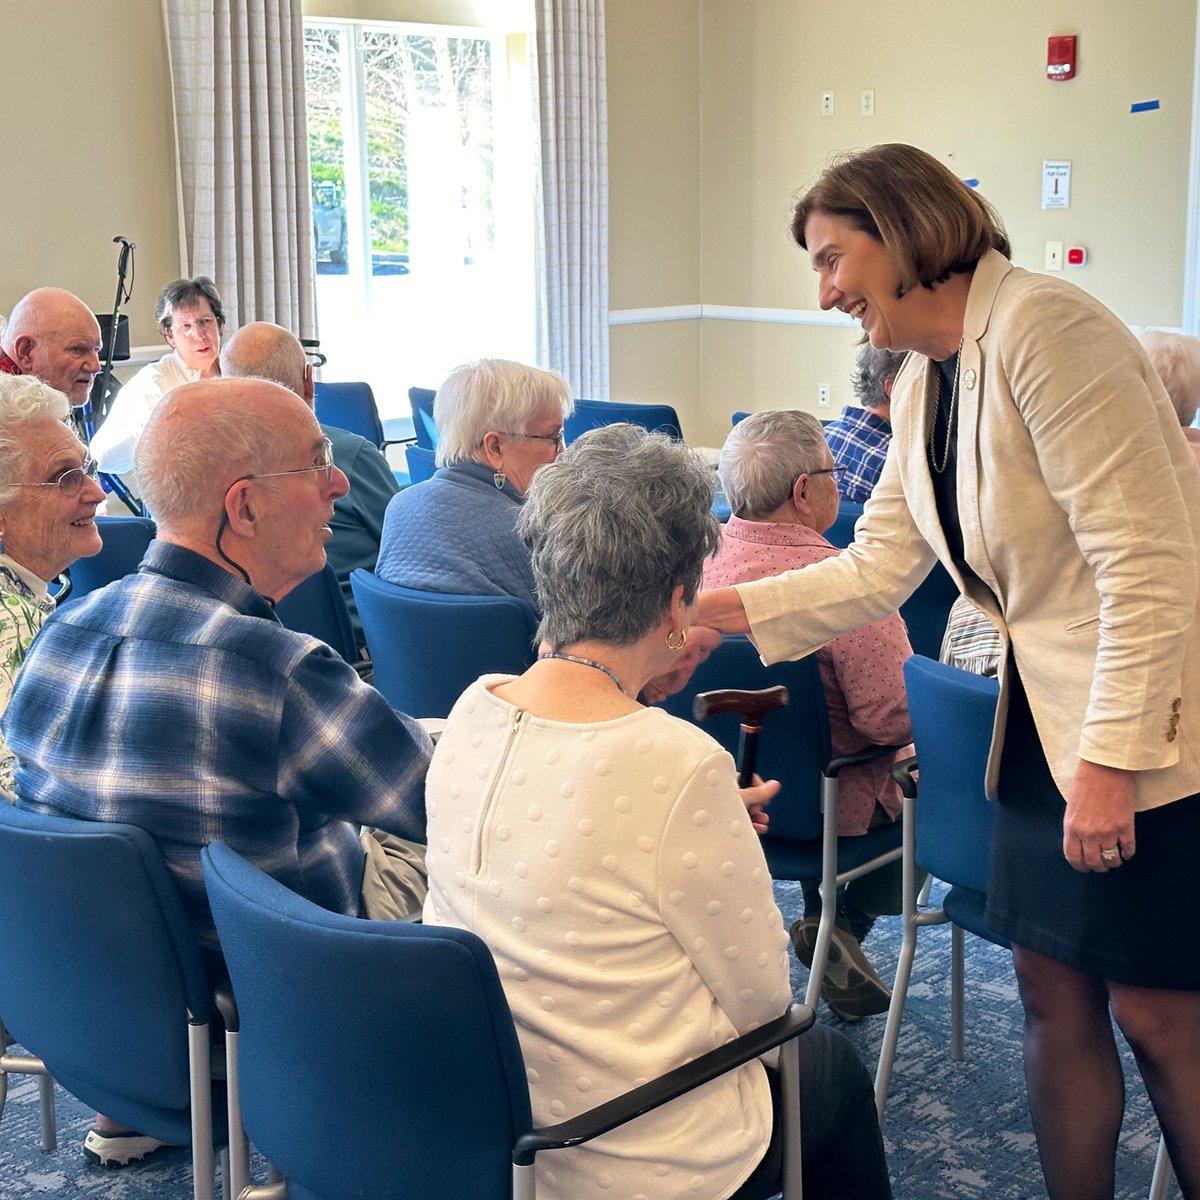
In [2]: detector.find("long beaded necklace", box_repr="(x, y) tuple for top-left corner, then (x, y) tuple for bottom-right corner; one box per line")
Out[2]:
(928, 341), (964, 475)
(537, 651), (628, 696)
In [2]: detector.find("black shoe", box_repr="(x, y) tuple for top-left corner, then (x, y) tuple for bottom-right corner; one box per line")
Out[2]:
(790, 916), (891, 1021)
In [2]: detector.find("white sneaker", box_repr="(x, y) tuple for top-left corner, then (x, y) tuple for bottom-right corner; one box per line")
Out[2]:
(83, 1127), (170, 1167)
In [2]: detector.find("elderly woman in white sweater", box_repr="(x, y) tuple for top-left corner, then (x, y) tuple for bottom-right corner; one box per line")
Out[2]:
(422, 423), (891, 1200)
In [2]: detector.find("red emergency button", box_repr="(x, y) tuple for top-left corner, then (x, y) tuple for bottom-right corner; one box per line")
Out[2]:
(1067, 246), (1087, 266)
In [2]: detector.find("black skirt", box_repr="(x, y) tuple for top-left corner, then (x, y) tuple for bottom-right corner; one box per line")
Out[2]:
(985, 667), (1200, 990)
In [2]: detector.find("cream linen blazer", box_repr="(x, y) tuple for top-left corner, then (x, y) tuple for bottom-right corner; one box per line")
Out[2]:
(739, 250), (1200, 811)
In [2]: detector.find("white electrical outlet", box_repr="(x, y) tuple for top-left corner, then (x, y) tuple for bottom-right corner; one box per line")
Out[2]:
(861, 89), (875, 117)
(817, 384), (831, 408)
(1044, 241), (1064, 272)
(820, 90), (834, 117)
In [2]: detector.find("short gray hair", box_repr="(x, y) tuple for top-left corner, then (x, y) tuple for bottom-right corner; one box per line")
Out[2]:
(851, 345), (906, 411)
(156, 277), (225, 334)
(718, 409), (828, 519)
(519, 424), (720, 648)
(1139, 331), (1200, 428)
(0, 375), (72, 505)
(434, 358), (573, 467)
(220, 323), (307, 398)
(136, 380), (297, 527)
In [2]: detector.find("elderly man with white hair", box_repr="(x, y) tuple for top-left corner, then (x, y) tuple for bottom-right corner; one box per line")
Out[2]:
(706, 408), (914, 1021)
(2, 376), (431, 1167)
(219, 321), (399, 652)
(0, 287), (103, 407)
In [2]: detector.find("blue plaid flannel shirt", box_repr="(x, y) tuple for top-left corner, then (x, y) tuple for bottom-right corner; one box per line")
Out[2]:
(823, 406), (893, 504)
(2, 542), (431, 952)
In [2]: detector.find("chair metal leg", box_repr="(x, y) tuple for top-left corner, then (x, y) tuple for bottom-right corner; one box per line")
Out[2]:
(513, 1161), (537, 1200)
(949, 924), (966, 1062)
(224, 1029), (251, 1199)
(779, 1032), (804, 1199)
(37, 1073), (56, 1152)
(241, 1185), (287, 1200)
(1148, 1133), (1174, 1200)
(188, 1020), (216, 1200)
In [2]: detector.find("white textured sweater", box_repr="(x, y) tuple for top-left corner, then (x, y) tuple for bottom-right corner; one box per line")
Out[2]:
(423, 677), (792, 1200)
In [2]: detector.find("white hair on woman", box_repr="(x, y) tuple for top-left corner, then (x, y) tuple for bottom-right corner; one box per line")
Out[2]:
(0, 375), (72, 505)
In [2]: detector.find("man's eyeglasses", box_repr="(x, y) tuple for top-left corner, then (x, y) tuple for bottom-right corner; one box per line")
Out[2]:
(170, 317), (218, 338)
(238, 439), (336, 487)
(806, 465), (847, 479)
(13, 458), (100, 497)
(500, 429), (566, 449)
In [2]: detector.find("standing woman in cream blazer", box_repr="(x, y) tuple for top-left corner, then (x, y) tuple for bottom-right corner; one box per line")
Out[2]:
(699, 143), (1200, 1200)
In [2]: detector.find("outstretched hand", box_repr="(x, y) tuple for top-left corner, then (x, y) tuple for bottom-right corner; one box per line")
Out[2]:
(643, 626), (722, 703)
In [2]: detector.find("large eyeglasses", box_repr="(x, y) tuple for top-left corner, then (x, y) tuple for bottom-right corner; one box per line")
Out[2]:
(170, 316), (218, 338)
(500, 429), (566, 449)
(13, 458), (100, 497)
(238, 439), (336, 487)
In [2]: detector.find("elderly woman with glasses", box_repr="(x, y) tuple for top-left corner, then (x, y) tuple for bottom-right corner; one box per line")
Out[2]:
(707, 409), (914, 1022)
(91, 276), (226, 476)
(376, 358), (572, 614)
(423, 423), (892, 1200)
(698, 142), (1200, 1199)
(0, 374), (104, 796)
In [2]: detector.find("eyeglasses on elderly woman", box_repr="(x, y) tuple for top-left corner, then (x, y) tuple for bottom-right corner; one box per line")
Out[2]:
(11, 458), (100, 497)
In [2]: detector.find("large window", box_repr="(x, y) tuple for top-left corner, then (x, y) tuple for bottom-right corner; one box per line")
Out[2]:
(304, 20), (536, 417)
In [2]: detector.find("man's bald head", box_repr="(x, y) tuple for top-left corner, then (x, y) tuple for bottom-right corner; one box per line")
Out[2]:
(3, 288), (102, 405)
(136, 377), (318, 532)
(219, 322), (312, 405)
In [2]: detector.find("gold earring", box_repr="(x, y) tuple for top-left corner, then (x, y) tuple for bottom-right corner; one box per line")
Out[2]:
(666, 628), (687, 652)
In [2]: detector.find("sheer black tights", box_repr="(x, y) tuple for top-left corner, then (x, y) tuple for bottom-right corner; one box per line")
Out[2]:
(1013, 944), (1200, 1200)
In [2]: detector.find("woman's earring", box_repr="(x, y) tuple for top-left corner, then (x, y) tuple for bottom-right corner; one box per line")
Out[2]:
(493, 471), (507, 490)
(666, 628), (687, 652)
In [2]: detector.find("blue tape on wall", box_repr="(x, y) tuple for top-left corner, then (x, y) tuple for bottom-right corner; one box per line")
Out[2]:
(1130, 100), (1161, 113)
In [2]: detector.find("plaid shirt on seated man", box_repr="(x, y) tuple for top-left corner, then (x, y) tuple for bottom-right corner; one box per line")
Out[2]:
(822, 405), (893, 505)
(2, 540), (430, 955)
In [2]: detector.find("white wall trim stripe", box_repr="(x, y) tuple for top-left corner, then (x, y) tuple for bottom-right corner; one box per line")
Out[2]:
(608, 304), (856, 328)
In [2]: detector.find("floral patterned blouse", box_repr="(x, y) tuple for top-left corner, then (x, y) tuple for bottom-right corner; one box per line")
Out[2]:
(0, 556), (55, 799)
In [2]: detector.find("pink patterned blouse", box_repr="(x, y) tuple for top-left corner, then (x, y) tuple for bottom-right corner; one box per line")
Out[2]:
(704, 517), (914, 836)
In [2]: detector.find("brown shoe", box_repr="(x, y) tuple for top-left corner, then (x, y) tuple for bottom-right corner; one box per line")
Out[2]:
(790, 916), (891, 1021)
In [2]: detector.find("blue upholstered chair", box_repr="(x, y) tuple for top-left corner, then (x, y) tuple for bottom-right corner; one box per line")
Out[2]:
(407, 386), (438, 450)
(825, 500), (864, 550)
(274, 564), (359, 664)
(872, 656), (1007, 1114)
(404, 444), (438, 484)
(0, 804), (248, 1200)
(202, 839), (813, 1200)
(314, 381), (385, 449)
(563, 398), (683, 444)
(349, 570), (538, 718)
(731, 409), (752, 426)
(65, 514), (156, 600)
(659, 635), (906, 1014)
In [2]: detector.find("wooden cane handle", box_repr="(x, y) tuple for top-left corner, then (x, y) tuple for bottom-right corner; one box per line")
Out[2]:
(692, 685), (789, 726)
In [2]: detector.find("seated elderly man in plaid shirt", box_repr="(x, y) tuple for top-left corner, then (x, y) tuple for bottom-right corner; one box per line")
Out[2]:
(2, 378), (432, 1166)
(822, 345), (906, 504)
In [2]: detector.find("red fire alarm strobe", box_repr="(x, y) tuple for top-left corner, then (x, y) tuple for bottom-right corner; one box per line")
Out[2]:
(1048, 35), (1077, 81)
(1067, 247), (1087, 266)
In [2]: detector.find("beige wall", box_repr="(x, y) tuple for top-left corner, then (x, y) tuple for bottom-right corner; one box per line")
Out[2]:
(608, 0), (1198, 447)
(0, 0), (180, 349)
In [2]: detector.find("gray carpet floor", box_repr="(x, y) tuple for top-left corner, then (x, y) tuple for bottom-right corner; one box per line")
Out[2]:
(0, 880), (1177, 1199)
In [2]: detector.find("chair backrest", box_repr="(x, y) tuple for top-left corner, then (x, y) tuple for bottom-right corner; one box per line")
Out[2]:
(903, 655), (999, 893)
(405, 443), (438, 484)
(274, 563), (359, 663)
(202, 840), (531, 1200)
(825, 500), (864, 550)
(0, 803), (218, 1144)
(564, 398), (683, 444)
(350, 570), (538, 718)
(731, 410), (752, 426)
(408, 386), (439, 449)
(66, 514), (156, 600)
(314, 381), (385, 448)
(659, 635), (830, 843)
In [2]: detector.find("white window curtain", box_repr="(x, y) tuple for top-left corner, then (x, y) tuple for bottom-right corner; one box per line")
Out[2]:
(534, 0), (609, 399)
(162, 0), (316, 338)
